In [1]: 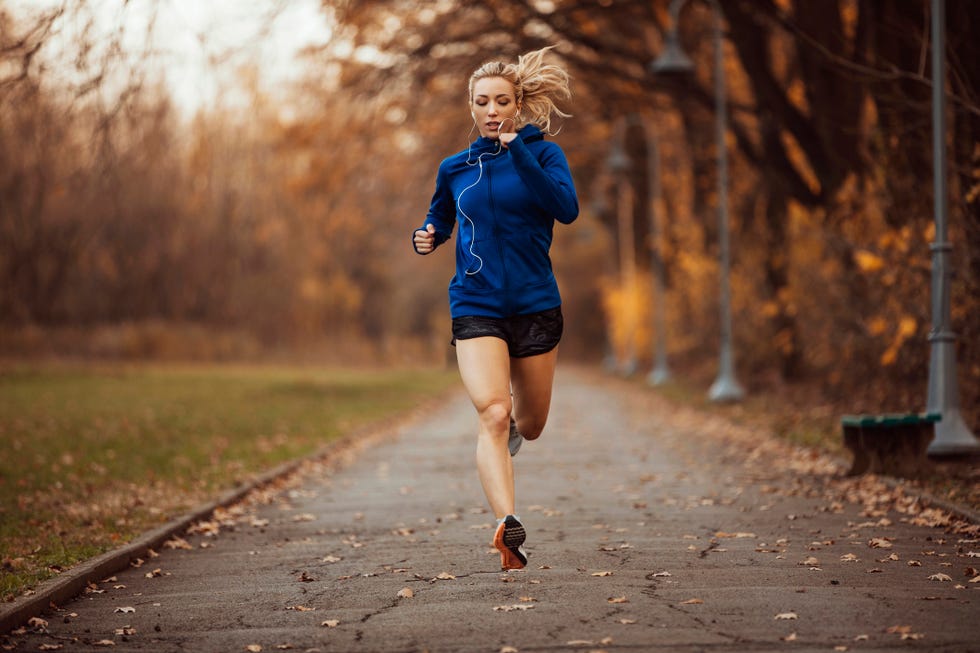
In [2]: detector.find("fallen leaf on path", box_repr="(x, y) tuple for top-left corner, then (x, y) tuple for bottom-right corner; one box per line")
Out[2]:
(38, 645), (62, 651)
(781, 632), (797, 641)
(969, 575), (980, 583)
(868, 538), (892, 549)
(320, 620), (340, 628)
(774, 612), (798, 620)
(113, 607), (135, 614)
(27, 617), (47, 629)
(275, 645), (293, 650)
(92, 641), (116, 648)
(618, 619), (636, 625)
(927, 573), (952, 582)
(297, 572), (317, 582)
(321, 555), (342, 563)
(651, 571), (671, 577)
(434, 572), (455, 581)
(145, 568), (163, 578)
(715, 531), (756, 538)
(680, 598), (703, 605)
(607, 596), (629, 604)
(840, 553), (859, 562)
(499, 647), (519, 653)
(493, 604), (534, 612)
(114, 627), (136, 636)
(566, 640), (593, 646)
(591, 571), (613, 577)
(163, 537), (192, 550)
(800, 556), (819, 566)
(293, 513), (316, 522)
(853, 634), (869, 641)
(907, 560), (922, 567)
(245, 646), (262, 653)
(285, 605), (315, 611)
(519, 596), (537, 602)
(397, 587), (414, 598)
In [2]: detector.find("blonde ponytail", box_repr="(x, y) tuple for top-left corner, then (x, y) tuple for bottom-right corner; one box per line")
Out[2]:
(469, 46), (572, 134)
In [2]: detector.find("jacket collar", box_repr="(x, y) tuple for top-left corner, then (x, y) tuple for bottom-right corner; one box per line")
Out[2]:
(471, 124), (544, 154)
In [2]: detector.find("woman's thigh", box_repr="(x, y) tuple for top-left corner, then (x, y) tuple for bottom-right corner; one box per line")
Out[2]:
(455, 336), (512, 414)
(510, 347), (558, 438)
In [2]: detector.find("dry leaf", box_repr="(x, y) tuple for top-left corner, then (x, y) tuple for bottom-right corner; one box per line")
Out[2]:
(618, 619), (637, 625)
(92, 641), (116, 648)
(907, 560), (922, 567)
(800, 556), (819, 566)
(680, 598), (703, 605)
(774, 612), (798, 620)
(868, 538), (893, 549)
(781, 632), (797, 642)
(840, 553), (859, 562)
(519, 596), (537, 602)
(500, 647), (519, 653)
(320, 620), (340, 628)
(27, 617), (48, 629)
(38, 645), (62, 651)
(113, 607), (136, 614)
(397, 587), (414, 598)
(493, 604), (535, 612)
(715, 531), (756, 538)
(969, 575), (980, 584)
(927, 573), (953, 582)
(566, 641), (593, 646)
(435, 572), (456, 580)
(285, 605), (315, 611)
(274, 646), (293, 651)
(114, 627), (136, 636)
(321, 555), (342, 563)
(607, 596), (629, 604)
(293, 513), (317, 522)
(245, 646), (262, 653)
(591, 571), (613, 577)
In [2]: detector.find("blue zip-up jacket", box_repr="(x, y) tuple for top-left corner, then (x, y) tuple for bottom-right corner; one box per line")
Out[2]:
(415, 124), (578, 318)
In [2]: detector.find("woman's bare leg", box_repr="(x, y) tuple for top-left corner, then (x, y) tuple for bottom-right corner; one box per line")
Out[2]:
(455, 337), (514, 519)
(510, 347), (559, 441)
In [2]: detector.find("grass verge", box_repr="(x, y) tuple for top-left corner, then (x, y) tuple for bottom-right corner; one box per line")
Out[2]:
(0, 362), (459, 602)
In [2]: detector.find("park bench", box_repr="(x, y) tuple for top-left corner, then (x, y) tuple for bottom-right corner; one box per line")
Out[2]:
(841, 412), (941, 478)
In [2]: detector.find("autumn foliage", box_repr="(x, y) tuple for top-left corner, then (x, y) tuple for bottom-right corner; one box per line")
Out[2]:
(0, 1), (977, 429)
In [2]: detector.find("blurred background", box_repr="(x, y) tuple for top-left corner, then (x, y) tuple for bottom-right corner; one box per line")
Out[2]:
(1, 0), (978, 429)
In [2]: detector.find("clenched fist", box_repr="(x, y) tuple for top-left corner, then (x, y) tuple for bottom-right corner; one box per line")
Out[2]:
(414, 223), (436, 254)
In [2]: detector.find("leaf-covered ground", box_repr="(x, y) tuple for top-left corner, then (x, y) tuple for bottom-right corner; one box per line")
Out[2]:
(0, 363), (458, 602)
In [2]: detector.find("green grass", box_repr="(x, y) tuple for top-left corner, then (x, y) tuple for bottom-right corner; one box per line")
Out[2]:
(0, 363), (459, 601)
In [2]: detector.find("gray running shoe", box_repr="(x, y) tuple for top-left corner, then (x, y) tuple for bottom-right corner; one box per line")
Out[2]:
(508, 418), (524, 457)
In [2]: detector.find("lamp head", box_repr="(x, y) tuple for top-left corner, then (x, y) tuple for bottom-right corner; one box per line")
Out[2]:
(607, 143), (631, 174)
(650, 29), (695, 75)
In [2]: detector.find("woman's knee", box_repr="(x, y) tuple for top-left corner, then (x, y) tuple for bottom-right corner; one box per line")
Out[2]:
(479, 399), (512, 435)
(517, 415), (547, 440)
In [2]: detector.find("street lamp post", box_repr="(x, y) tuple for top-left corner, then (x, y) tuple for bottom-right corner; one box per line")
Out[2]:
(645, 121), (671, 386)
(651, 0), (744, 401)
(607, 122), (638, 376)
(925, 0), (979, 455)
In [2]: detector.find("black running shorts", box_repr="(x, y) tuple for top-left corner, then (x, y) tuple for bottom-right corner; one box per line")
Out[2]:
(451, 306), (563, 358)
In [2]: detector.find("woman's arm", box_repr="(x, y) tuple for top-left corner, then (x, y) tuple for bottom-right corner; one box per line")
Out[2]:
(413, 161), (456, 254)
(507, 138), (578, 224)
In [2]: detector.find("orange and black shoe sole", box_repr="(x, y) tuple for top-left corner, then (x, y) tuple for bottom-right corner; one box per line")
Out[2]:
(493, 516), (527, 570)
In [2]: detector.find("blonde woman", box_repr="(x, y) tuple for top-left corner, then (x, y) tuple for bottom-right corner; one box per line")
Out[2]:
(413, 47), (578, 570)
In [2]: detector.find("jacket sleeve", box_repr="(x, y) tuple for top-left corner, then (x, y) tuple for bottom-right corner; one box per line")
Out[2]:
(507, 137), (579, 224)
(413, 160), (456, 254)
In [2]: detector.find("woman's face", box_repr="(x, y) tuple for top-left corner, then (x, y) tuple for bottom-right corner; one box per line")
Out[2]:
(471, 77), (520, 140)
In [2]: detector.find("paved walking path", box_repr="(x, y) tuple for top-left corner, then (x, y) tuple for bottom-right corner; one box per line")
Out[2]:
(5, 368), (978, 652)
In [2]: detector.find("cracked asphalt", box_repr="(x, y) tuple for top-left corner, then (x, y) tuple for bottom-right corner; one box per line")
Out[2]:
(5, 368), (978, 652)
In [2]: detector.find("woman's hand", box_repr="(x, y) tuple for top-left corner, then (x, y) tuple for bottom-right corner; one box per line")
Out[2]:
(414, 224), (436, 254)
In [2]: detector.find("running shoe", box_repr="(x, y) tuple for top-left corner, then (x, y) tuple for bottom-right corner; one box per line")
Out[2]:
(508, 418), (523, 457)
(493, 514), (527, 570)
